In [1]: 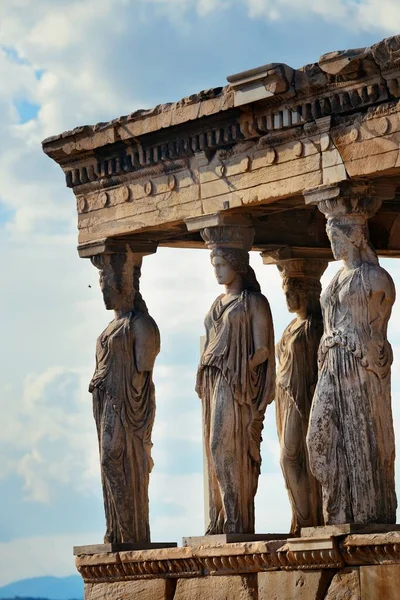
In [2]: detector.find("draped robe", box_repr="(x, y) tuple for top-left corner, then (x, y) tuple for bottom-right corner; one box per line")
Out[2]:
(307, 264), (396, 524)
(276, 315), (323, 535)
(196, 291), (275, 534)
(89, 311), (160, 543)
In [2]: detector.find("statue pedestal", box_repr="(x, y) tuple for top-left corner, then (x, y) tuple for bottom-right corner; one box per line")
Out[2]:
(300, 523), (400, 537)
(73, 542), (177, 555)
(182, 533), (288, 546)
(75, 530), (400, 599)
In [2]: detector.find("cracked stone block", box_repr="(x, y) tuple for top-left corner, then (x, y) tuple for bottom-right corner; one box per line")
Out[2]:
(360, 565), (400, 600)
(84, 579), (175, 600)
(174, 575), (258, 600)
(258, 570), (334, 600)
(325, 568), (361, 600)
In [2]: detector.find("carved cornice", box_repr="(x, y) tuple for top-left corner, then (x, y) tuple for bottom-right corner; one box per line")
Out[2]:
(75, 537), (355, 584)
(341, 543), (400, 566)
(77, 535), (400, 584)
(340, 532), (400, 566)
(53, 85), (395, 192)
(42, 35), (400, 193)
(76, 532), (400, 583)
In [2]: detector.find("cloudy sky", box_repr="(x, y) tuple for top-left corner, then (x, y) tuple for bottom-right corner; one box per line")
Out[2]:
(2, 0), (400, 587)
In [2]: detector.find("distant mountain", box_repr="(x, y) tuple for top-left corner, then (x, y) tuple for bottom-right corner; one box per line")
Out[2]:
(0, 575), (83, 600)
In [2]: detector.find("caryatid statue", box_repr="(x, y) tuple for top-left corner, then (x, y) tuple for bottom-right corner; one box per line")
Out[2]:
(305, 184), (397, 525)
(274, 258), (327, 535)
(89, 246), (160, 544)
(196, 224), (275, 534)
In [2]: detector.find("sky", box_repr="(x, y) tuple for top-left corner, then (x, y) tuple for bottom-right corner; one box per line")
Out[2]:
(2, 0), (400, 587)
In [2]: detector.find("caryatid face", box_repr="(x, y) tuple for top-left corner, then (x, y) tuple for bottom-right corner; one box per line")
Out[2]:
(283, 280), (303, 314)
(326, 223), (351, 261)
(99, 259), (135, 311)
(99, 265), (119, 310)
(211, 255), (237, 286)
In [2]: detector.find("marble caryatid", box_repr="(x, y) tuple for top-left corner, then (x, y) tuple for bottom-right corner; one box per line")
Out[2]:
(89, 249), (160, 544)
(275, 258), (327, 536)
(196, 225), (275, 534)
(307, 195), (397, 525)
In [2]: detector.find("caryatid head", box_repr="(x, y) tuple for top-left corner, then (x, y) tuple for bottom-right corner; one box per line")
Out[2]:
(277, 259), (328, 319)
(90, 250), (146, 313)
(202, 224), (261, 293)
(318, 195), (381, 265)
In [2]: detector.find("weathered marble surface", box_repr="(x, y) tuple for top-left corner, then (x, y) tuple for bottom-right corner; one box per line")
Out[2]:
(275, 259), (326, 535)
(325, 568), (361, 600)
(85, 580), (175, 600)
(196, 225), (275, 534)
(90, 251), (160, 544)
(258, 570), (334, 600)
(174, 575), (258, 600)
(360, 565), (400, 599)
(76, 532), (400, 599)
(307, 194), (397, 524)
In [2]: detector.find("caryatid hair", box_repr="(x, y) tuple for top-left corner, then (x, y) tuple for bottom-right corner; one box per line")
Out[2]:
(211, 247), (261, 293)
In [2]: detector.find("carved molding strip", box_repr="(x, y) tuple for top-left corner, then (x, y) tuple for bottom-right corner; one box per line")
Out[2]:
(75, 544), (350, 583)
(77, 558), (203, 583)
(76, 533), (400, 582)
(341, 542), (400, 566)
(63, 75), (400, 191)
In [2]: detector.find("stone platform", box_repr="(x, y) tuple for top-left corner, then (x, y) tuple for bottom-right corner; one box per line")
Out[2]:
(75, 530), (400, 599)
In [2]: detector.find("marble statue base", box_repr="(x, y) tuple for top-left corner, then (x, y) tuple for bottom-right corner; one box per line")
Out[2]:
(75, 529), (400, 599)
(182, 533), (288, 546)
(73, 542), (177, 555)
(300, 523), (400, 537)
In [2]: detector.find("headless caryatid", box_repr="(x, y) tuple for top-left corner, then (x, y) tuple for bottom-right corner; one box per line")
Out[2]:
(89, 249), (160, 544)
(274, 259), (327, 536)
(306, 191), (397, 524)
(196, 225), (275, 534)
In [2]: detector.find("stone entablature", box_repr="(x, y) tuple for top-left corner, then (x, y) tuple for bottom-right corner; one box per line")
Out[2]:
(42, 35), (400, 257)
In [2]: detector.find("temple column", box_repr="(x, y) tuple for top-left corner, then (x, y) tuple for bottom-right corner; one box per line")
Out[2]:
(303, 180), (397, 525)
(261, 250), (328, 535)
(75, 239), (176, 551)
(185, 214), (276, 536)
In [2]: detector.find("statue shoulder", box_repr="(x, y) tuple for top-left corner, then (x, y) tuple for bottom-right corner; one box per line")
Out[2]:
(131, 311), (159, 334)
(131, 312), (161, 370)
(247, 291), (272, 316)
(362, 263), (395, 301)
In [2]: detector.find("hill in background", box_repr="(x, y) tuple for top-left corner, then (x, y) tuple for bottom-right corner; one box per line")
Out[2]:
(0, 575), (83, 600)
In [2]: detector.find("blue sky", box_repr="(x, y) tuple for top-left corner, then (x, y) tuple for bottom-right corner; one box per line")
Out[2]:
(1, 0), (400, 586)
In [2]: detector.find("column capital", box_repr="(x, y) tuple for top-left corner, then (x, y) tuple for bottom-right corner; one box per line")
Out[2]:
(303, 180), (397, 221)
(304, 179), (397, 220)
(261, 250), (328, 281)
(78, 237), (158, 259)
(185, 212), (255, 251)
(185, 212), (253, 231)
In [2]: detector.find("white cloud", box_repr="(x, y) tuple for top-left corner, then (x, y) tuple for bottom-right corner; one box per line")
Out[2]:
(4, 367), (97, 503)
(135, 0), (400, 34)
(245, 0), (350, 25)
(1, 0), (400, 587)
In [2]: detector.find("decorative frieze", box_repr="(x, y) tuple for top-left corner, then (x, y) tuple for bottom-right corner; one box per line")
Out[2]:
(60, 79), (393, 191)
(341, 533), (400, 566)
(77, 533), (400, 584)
